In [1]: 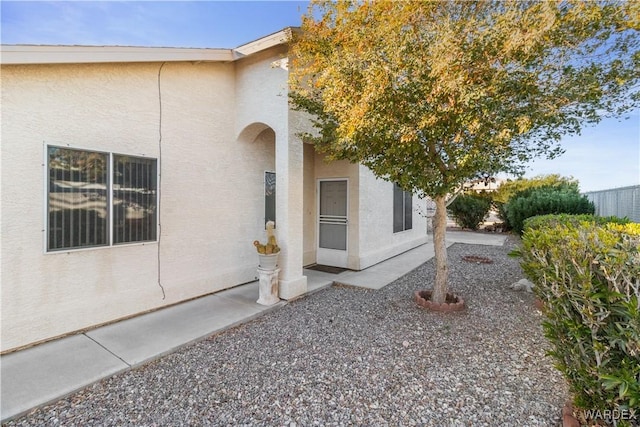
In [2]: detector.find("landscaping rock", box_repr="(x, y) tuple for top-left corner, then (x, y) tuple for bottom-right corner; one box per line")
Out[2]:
(5, 237), (568, 426)
(510, 278), (535, 293)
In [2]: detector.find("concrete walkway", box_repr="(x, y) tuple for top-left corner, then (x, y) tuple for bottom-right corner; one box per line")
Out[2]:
(0, 231), (506, 422)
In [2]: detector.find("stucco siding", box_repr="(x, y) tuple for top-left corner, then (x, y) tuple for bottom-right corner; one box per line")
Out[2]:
(289, 104), (318, 267)
(0, 57), (283, 352)
(2, 63), (166, 351)
(357, 166), (428, 270)
(154, 61), (251, 302)
(234, 46), (307, 299)
(235, 46), (289, 136)
(2, 39), (428, 352)
(302, 143), (316, 265)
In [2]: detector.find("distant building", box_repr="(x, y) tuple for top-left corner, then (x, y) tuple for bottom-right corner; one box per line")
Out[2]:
(463, 178), (506, 193)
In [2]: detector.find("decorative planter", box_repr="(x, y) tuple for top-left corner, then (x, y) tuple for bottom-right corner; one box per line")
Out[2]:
(414, 290), (466, 312)
(258, 253), (279, 270)
(256, 267), (280, 306)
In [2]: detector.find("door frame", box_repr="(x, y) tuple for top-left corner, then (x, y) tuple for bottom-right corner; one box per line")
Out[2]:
(316, 178), (349, 268)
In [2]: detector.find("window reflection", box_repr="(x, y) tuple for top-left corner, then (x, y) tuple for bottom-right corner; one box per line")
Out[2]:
(113, 155), (157, 244)
(265, 171), (276, 227)
(48, 147), (109, 250)
(47, 147), (158, 251)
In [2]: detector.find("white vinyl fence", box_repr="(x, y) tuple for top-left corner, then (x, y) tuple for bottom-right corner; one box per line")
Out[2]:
(583, 185), (640, 223)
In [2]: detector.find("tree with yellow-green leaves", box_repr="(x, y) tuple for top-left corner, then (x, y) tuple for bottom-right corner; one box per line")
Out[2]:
(289, 0), (639, 305)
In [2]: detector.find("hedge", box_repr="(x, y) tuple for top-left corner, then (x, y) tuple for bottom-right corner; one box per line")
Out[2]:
(504, 186), (595, 234)
(516, 215), (639, 422)
(447, 194), (491, 230)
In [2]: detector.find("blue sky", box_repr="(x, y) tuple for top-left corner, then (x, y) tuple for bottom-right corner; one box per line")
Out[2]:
(2, 1), (638, 192)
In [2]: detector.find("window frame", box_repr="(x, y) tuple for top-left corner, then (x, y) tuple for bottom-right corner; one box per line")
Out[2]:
(45, 144), (159, 253)
(393, 183), (413, 233)
(112, 154), (158, 246)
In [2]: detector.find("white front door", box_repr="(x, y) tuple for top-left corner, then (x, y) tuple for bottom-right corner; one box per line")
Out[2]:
(317, 179), (348, 267)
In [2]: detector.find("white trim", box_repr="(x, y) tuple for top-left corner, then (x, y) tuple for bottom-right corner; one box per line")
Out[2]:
(234, 29), (291, 57)
(1, 28), (293, 65)
(43, 142), (49, 255)
(43, 241), (159, 256)
(1, 45), (234, 65)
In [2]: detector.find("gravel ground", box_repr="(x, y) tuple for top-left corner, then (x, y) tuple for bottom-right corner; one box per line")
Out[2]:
(5, 237), (569, 426)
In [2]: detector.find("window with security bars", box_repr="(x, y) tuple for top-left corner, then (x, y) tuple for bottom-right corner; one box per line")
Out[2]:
(113, 155), (157, 244)
(47, 146), (157, 251)
(393, 183), (413, 233)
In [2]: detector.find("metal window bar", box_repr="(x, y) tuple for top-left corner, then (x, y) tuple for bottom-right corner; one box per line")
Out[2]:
(393, 183), (413, 232)
(47, 147), (108, 251)
(131, 160), (136, 242)
(126, 157), (130, 243)
(85, 158), (91, 244)
(137, 160), (142, 241)
(69, 151), (75, 246)
(113, 155), (157, 244)
(404, 190), (412, 231)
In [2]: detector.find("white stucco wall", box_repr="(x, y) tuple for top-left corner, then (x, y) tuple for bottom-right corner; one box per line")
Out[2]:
(288, 105), (317, 267)
(357, 166), (428, 270)
(302, 143), (316, 265)
(0, 52), (290, 351)
(235, 45), (307, 299)
(1, 42), (426, 352)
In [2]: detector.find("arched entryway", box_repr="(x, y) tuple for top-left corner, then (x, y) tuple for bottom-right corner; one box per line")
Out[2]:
(236, 121), (308, 300)
(237, 122), (276, 229)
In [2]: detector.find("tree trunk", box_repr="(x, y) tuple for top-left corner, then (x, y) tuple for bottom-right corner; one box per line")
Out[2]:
(431, 195), (448, 304)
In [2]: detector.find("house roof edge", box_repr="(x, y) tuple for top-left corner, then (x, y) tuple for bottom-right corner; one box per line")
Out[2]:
(0, 28), (296, 65)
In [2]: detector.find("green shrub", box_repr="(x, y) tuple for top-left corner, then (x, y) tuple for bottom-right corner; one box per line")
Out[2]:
(493, 174), (580, 206)
(504, 186), (595, 234)
(517, 215), (640, 420)
(523, 213), (630, 232)
(447, 194), (491, 230)
(493, 175), (579, 230)
(494, 202), (511, 231)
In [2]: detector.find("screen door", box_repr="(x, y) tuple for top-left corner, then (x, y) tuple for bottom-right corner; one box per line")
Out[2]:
(317, 179), (348, 267)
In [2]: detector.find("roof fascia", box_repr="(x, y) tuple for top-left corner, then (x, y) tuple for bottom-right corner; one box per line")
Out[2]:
(0, 45), (234, 65)
(0, 28), (296, 65)
(232, 28), (292, 58)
